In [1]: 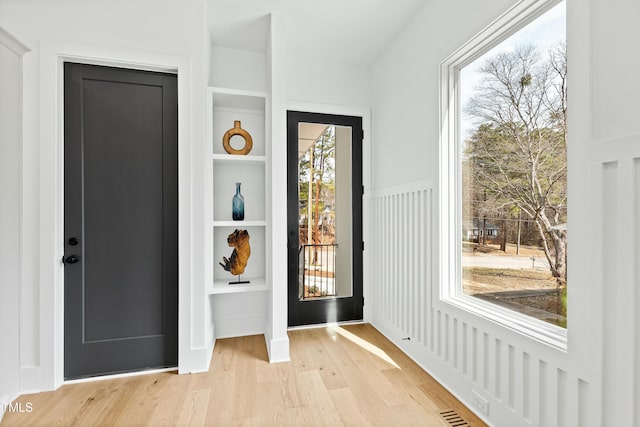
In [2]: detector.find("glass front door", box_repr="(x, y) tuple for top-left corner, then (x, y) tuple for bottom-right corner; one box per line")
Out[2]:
(287, 111), (363, 327)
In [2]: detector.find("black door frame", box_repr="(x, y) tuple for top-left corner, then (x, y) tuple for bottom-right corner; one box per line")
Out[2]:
(287, 110), (364, 327)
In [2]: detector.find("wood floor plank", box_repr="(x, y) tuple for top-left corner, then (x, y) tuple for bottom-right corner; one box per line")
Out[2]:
(233, 337), (260, 422)
(78, 377), (146, 426)
(251, 380), (283, 426)
(304, 329), (349, 391)
(146, 373), (192, 425)
(22, 382), (93, 426)
(298, 370), (344, 426)
(335, 324), (403, 373)
(327, 329), (406, 409)
(382, 367), (441, 412)
(275, 362), (306, 409)
(276, 406), (316, 427)
(289, 329), (322, 372)
(328, 387), (371, 427)
(335, 363), (391, 425)
(1, 324), (487, 427)
(175, 389), (211, 427)
(203, 370), (235, 426)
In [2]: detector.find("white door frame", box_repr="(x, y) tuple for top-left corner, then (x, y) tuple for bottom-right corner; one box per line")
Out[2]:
(286, 101), (372, 323)
(38, 41), (192, 390)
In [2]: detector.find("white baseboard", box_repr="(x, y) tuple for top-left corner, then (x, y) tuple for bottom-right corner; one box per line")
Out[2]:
(179, 346), (213, 374)
(186, 343), (215, 374)
(287, 320), (365, 331)
(19, 366), (41, 395)
(265, 324), (290, 363)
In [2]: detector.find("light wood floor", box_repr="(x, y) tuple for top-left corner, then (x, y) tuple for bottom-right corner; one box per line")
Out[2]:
(2, 324), (486, 426)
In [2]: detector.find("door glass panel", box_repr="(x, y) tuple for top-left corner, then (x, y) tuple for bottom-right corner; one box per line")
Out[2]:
(297, 123), (353, 300)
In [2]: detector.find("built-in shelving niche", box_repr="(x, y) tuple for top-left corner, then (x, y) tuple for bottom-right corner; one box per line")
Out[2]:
(207, 87), (271, 338)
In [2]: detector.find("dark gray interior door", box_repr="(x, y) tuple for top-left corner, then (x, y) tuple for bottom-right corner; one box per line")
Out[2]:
(64, 62), (178, 379)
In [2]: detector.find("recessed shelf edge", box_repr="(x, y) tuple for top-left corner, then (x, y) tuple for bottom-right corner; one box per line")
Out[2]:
(209, 278), (268, 294)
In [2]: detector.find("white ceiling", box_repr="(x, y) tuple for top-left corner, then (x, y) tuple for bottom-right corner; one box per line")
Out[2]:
(298, 123), (329, 158)
(207, 0), (427, 66)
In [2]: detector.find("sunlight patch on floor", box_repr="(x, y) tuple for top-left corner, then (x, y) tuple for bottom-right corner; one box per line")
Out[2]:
(331, 326), (400, 369)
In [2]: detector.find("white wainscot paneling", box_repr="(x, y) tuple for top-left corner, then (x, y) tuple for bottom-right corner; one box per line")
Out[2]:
(369, 180), (593, 427)
(592, 134), (640, 427)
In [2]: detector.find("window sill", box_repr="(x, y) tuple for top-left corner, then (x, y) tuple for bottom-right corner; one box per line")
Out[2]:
(443, 293), (568, 352)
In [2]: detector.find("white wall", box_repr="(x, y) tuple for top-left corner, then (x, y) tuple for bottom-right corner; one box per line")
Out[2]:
(370, 0), (516, 190)
(370, 0), (639, 426)
(209, 46), (267, 92)
(285, 47), (373, 323)
(577, 0), (640, 424)
(207, 14), (372, 359)
(0, 0), (211, 391)
(287, 55), (371, 108)
(0, 27), (28, 416)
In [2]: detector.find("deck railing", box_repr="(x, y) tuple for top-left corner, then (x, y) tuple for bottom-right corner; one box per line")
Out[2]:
(298, 244), (337, 299)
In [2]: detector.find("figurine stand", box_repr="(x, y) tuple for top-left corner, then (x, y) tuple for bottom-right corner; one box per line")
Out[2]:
(229, 275), (250, 285)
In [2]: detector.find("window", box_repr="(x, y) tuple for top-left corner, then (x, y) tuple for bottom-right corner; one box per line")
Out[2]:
(440, 0), (567, 347)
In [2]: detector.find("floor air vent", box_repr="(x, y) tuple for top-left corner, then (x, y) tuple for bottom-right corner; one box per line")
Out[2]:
(438, 409), (470, 427)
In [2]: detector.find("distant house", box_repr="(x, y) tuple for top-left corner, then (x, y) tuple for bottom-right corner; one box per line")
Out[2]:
(463, 218), (499, 241)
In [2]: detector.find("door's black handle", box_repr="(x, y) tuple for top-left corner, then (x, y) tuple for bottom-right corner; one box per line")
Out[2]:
(64, 255), (80, 264)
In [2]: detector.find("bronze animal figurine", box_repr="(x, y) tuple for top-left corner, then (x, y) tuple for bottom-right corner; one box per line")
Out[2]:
(219, 229), (251, 275)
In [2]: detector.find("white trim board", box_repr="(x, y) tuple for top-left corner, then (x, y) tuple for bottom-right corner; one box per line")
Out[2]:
(37, 41), (193, 391)
(436, 0), (567, 352)
(285, 100), (373, 324)
(0, 27), (30, 55)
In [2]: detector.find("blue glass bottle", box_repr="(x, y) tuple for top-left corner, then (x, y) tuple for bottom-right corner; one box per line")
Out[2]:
(232, 182), (245, 221)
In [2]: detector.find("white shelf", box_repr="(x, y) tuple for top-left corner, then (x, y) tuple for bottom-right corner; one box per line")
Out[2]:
(208, 85), (271, 329)
(208, 87), (269, 111)
(212, 154), (266, 165)
(213, 220), (266, 227)
(209, 277), (268, 295)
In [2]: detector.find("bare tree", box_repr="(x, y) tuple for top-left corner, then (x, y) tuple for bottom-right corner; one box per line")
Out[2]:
(298, 127), (336, 263)
(464, 43), (567, 281)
